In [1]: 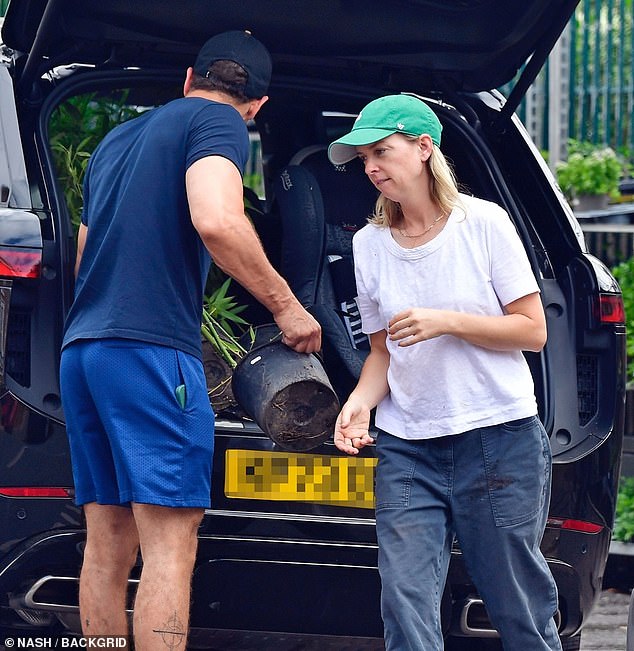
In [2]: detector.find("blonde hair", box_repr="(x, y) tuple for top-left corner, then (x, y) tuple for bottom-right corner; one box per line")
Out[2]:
(369, 138), (461, 227)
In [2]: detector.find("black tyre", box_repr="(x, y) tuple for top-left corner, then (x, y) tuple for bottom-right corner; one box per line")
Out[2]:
(560, 634), (581, 651)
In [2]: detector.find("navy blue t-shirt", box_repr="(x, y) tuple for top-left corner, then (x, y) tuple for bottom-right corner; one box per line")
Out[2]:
(62, 97), (249, 359)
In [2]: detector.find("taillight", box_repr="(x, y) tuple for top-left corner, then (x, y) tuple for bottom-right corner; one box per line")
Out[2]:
(547, 517), (604, 534)
(0, 248), (42, 279)
(0, 487), (71, 498)
(598, 293), (625, 324)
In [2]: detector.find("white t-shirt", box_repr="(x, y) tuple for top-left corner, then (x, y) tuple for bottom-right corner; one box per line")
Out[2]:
(352, 194), (540, 440)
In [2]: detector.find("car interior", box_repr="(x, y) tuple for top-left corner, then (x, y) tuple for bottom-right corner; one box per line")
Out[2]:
(46, 78), (551, 424)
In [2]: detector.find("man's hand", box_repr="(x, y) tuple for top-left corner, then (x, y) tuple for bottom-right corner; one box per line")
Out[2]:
(275, 303), (321, 354)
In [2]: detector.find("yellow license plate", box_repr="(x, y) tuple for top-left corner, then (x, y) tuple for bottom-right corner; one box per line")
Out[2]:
(225, 449), (376, 509)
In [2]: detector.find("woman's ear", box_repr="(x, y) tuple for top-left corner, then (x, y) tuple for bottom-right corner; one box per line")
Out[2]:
(419, 134), (434, 162)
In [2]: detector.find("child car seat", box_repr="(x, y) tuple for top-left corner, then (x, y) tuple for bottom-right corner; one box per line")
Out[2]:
(274, 146), (378, 401)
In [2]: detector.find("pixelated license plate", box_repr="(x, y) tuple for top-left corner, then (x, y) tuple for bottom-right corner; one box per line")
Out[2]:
(225, 449), (377, 509)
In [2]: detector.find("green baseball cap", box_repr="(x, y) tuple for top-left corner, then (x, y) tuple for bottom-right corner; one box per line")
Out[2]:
(328, 94), (442, 165)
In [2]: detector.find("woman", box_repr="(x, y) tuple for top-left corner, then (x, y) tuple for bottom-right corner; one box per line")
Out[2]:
(328, 94), (562, 651)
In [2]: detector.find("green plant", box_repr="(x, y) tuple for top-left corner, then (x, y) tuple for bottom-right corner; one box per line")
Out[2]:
(614, 476), (634, 542)
(49, 91), (146, 230)
(556, 139), (624, 200)
(612, 258), (634, 384)
(50, 138), (93, 231)
(201, 278), (252, 368)
(616, 146), (634, 177)
(243, 172), (264, 199)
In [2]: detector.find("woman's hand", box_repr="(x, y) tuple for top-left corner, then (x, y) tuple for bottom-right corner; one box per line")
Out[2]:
(388, 308), (446, 346)
(388, 293), (546, 352)
(334, 399), (373, 455)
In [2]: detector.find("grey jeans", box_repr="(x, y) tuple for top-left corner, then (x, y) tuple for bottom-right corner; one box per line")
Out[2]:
(375, 417), (562, 651)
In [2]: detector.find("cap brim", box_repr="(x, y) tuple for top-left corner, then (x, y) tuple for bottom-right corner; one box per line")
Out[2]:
(327, 128), (396, 165)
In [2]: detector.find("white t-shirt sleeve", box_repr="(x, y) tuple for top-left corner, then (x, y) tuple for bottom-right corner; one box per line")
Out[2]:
(487, 204), (540, 307)
(352, 230), (385, 334)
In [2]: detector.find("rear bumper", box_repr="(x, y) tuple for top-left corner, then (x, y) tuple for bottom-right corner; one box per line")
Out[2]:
(0, 524), (604, 643)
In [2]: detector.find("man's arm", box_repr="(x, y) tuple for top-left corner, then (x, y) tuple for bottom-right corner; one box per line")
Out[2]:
(186, 155), (321, 353)
(75, 223), (88, 278)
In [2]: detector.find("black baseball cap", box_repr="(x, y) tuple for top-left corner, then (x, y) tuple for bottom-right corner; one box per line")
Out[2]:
(194, 30), (272, 99)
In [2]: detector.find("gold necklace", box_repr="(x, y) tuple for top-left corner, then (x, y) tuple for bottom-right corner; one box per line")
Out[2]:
(397, 213), (446, 239)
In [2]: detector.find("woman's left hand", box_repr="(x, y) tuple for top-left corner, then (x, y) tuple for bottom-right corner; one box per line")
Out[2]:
(388, 293), (547, 353)
(388, 308), (446, 346)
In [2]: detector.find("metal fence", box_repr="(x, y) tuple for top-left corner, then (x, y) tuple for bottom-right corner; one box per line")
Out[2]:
(570, 0), (633, 152)
(582, 221), (634, 267)
(522, 0), (633, 158)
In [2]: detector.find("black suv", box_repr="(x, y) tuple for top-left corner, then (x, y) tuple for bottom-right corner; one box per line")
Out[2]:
(0, 1), (626, 649)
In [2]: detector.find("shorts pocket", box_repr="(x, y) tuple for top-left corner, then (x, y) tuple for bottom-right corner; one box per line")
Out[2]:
(174, 350), (188, 411)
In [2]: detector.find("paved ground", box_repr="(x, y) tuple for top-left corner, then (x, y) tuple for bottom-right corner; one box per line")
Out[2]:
(581, 589), (629, 650)
(0, 591), (629, 650)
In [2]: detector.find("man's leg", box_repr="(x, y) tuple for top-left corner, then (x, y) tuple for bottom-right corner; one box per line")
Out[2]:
(131, 503), (204, 651)
(80, 503), (139, 641)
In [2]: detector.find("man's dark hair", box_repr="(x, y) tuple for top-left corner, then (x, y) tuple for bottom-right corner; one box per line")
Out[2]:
(189, 60), (250, 103)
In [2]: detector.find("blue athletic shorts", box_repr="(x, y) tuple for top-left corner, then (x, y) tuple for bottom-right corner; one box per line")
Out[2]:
(60, 338), (215, 507)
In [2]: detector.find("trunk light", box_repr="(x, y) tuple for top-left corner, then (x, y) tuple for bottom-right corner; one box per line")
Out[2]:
(0, 487), (71, 498)
(598, 293), (625, 324)
(547, 517), (603, 534)
(0, 249), (42, 279)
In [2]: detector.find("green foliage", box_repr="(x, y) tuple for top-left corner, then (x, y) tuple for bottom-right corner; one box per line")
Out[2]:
(49, 91), (145, 230)
(201, 278), (252, 368)
(556, 139), (625, 200)
(243, 173), (264, 199)
(612, 258), (634, 383)
(203, 277), (249, 336)
(617, 147), (634, 183)
(49, 91), (142, 151)
(614, 476), (634, 542)
(50, 138), (92, 232)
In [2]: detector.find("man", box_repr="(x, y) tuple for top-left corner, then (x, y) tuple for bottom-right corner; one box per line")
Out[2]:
(59, 30), (321, 649)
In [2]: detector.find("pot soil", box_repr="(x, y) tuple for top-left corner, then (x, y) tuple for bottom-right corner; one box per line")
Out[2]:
(202, 340), (237, 412)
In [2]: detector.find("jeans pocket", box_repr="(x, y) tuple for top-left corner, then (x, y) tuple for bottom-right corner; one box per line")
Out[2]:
(481, 418), (550, 527)
(375, 431), (415, 511)
(500, 415), (538, 431)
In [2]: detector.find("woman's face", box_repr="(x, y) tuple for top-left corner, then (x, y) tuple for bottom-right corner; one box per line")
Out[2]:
(356, 133), (432, 202)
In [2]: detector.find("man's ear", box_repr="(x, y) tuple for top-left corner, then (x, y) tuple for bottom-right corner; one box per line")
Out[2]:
(244, 95), (269, 121)
(183, 67), (195, 96)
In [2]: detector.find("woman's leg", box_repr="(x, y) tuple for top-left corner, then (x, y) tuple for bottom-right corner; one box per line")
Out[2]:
(375, 432), (454, 651)
(451, 418), (561, 651)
